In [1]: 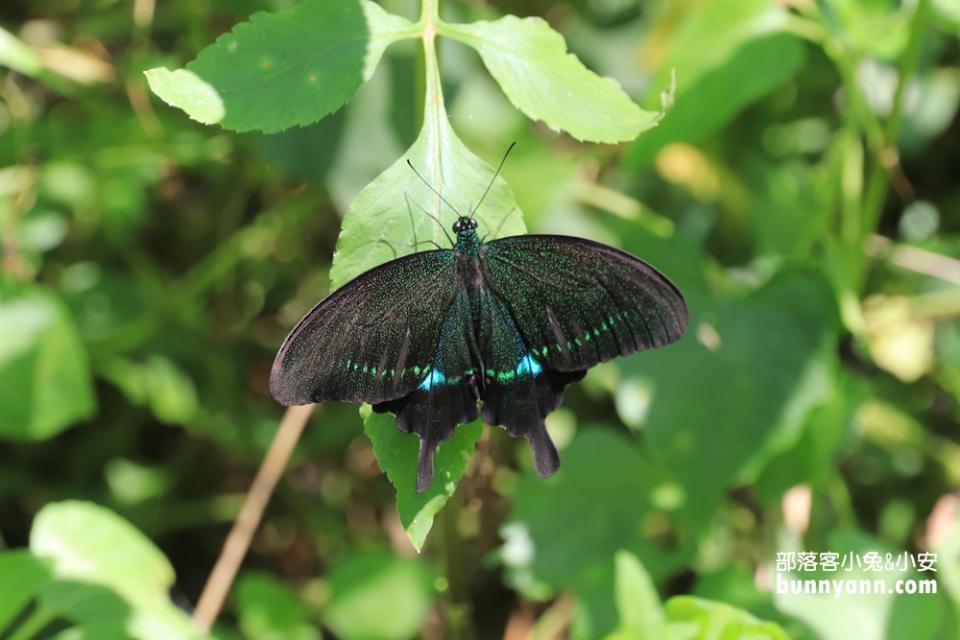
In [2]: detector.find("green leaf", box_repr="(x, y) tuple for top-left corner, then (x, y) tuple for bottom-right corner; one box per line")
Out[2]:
(753, 368), (861, 505)
(605, 551), (672, 640)
(0, 277), (95, 440)
(50, 625), (137, 640)
(235, 572), (320, 640)
(324, 549), (434, 640)
(622, 269), (838, 527)
(100, 355), (199, 425)
(934, 0), (960, 34)
(645, 0), (790, 96)
(28, 501), (200, 640)
(628, 34), (805, 166)
(0, 25), (42, 76)
(504, 430), (684, 638)
(665, 596), (790, 639)
(442, 15), (661, 143)
(692, 566), (795, 635)
(627, 0), (802, 166)
(143, 69), (225, 125)
(328, 89), (526, 289)
(39, 581), (131, 629)
(829, 0), (913, 58)
(0, 550), (51, 630)
(30, 501), (173, 605)
(329, 34), (522, 548)
(146, 1), (417, 132)
(361, 406), (482, 552)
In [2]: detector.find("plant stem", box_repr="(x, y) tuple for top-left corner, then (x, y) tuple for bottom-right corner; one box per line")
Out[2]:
(439, 489), (474, 640)
(861, 0), (931, 237)
(419, 0), (448, 251)
(418, 4), (472, 635)
(193, 404), (315, 632)
(7, 606), (54, 640)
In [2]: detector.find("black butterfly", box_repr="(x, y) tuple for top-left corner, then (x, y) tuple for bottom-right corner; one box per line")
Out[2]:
(271, 164), (687, 492)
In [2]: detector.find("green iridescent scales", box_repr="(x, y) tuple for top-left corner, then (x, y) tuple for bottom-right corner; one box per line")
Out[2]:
(271, 218), (688, 491)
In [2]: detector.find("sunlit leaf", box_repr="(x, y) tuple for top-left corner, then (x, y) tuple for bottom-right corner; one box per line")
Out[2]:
(0, 277), (95, 440)
(603, 551), (672, 640)
(29, 501), (201, 640)
(328, 85), (526, 288)
(30, 501), (173, 605)
(628, 0), (802, 166)
(144, 68), (225, 125)
(362, 406), (482, 552)
(665, 596), (790, 639)
(830, 0), (913, 58)
(442, 15), (661, 143)
(147, 1), (418, 132)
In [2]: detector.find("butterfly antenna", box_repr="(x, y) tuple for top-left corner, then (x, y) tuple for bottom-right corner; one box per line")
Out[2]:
(375, 238), (399, 259)
(469, 141), (517, 220)
(403, 191), (419, 249)
(406, 159), (464, 218)
(405, 191), (455, 246)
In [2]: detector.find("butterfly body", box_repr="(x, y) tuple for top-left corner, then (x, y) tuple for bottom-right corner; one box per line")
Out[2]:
(271, 216), (687, 491)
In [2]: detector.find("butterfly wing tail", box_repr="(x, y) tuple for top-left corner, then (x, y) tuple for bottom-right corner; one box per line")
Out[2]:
(526, 420), (560, 477)
(481, 369), (585, 477)
(374, 384), (481, 492)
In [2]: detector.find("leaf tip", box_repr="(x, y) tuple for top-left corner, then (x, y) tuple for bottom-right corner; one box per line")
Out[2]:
(144, 67), (225, 126)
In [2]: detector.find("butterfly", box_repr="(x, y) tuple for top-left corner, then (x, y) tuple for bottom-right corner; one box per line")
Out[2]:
(270, 155), (688, 492)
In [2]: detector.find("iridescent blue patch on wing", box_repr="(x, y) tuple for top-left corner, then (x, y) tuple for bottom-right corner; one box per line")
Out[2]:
(515, 353), (543, 377)
(418, 368), (447, 390)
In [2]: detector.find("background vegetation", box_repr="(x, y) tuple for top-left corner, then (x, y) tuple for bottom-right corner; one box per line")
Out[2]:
(2, 0), (960, 638)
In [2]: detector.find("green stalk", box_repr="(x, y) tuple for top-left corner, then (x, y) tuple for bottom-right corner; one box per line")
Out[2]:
(419, 0), (450, 249)
(418, 6), (473, 636)
(7, 607), (55, 640)
(861, 0), (931, 237)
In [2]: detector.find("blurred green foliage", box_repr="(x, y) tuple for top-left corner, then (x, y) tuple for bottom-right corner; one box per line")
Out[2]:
(2, 0), (960, 638)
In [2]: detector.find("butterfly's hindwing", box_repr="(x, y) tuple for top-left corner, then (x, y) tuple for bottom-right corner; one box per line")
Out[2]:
(270, 250), (457, 406)
(476, 291), (587, 477)
(372, 289), (481, 491)
(481, 235), (688, 372)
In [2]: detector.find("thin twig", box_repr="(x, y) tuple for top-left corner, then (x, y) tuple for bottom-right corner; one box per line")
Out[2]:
(867, 235), (960, 285)
(193, 404), (315, 632)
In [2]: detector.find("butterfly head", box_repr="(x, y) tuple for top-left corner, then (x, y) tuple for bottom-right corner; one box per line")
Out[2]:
(452, 216), (478, 237)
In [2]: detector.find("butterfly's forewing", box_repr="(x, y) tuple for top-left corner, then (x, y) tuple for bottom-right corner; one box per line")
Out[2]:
(270, 250), (457, 406)
(480, 235), (688, 371)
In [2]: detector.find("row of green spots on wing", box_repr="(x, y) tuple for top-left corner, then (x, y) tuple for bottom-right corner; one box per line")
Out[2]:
(477, 367), (516, 382)
(339, 360), (471, 385)
(338, 310), (633, 385)
(533, 310), (631, 357)
(342, 359), (431, 379)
